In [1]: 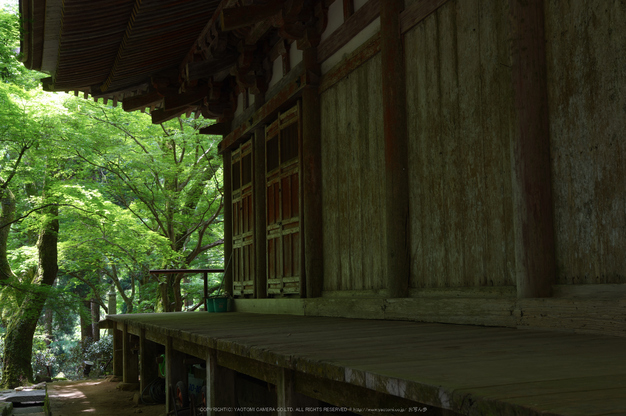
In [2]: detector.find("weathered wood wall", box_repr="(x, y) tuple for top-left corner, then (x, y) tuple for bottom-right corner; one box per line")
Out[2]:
(316, 0), (626, 295)
(404, 0), (516, 289)
(320, 53), (387, 292)
(545, 1), (626, 285)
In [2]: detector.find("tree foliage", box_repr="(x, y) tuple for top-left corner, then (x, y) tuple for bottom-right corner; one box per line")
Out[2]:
(0, 6), (224, 387)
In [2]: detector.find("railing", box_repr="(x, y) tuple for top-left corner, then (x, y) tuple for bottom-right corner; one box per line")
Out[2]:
(149, 268), (225, 311)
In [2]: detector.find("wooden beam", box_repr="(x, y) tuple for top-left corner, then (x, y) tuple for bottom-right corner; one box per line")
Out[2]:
(162, 86), (209, 111)
(301, 47), (323, 299)
(220, 1), (282, 31)
(216, 350), (278, 385)
(295, 372), (427, 414)
(510, 0), (556, 298)
(399, 0), (448, 34)
(122, 90), (162, 112)
(381, 0), (409, 298)
(245, 19), (274, 46)
(150, 107), (188, 124)
(219, 68), (307, 153)
(319, 32), (380, 93)
(186, 54), (239, 81)
(200, 123), (231, 136)
(317, 0), (380, 64)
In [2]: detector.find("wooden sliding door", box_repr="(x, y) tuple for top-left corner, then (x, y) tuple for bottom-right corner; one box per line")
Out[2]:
(232, 140), (254, 297)
(266, 105), (302, 296)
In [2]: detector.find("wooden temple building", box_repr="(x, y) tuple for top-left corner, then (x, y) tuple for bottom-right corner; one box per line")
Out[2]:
(20, 0), (626, 414)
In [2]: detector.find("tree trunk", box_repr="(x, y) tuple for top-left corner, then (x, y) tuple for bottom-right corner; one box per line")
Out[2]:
(80, 300), (92, 343)
(0, 187), (17, 282)
(44, 307), (53, 346)
(91, 299), (100, 342)
(1, 205), (58, 388)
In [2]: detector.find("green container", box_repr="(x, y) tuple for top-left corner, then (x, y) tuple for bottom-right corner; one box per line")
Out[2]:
(206, 298), (216, 312)
(213, 297), (229, 312)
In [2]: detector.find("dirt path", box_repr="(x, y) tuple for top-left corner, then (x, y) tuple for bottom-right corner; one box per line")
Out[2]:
(48, 379), (165, 416)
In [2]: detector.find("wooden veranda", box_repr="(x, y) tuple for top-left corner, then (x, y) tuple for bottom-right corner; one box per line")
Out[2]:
(105, 312), (626, 415)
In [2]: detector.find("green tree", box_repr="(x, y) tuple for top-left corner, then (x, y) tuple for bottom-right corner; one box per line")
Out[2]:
(0, 7), (68, 386)
(61, 99), (224, 312)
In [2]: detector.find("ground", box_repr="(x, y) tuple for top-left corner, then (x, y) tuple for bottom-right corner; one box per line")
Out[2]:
(48, 379), (164, 416)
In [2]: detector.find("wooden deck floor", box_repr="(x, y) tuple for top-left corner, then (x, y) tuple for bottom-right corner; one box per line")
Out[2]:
(107, 312), (626, 415)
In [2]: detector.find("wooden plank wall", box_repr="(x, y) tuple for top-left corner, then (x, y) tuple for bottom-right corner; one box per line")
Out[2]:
(545, 1), (626, 285)
(320, 54), (387, 292)
(404, 0), (515, 289)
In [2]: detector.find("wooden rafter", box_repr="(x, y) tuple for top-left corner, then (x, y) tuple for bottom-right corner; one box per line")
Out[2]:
(199, 123), (231, 136)
(151, 107), (190, 124)
(220, 0), (283, 31)
(186, 53), (239, 81)
(163, 85), (210, 111)
(122, 90), (163, 112)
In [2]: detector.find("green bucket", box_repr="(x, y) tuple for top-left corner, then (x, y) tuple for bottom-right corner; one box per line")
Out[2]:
(206, 298), (216, 312)
(213, 297), (229, 313)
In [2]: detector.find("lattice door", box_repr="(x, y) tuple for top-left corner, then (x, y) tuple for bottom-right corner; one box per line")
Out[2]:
(232, 140), (254, 297)
(266, 104), (301, 296)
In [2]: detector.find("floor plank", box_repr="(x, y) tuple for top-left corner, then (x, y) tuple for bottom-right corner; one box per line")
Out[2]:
(107, 312), (626, 415)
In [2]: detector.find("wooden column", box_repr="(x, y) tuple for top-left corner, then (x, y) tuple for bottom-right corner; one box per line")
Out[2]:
(278, 368), (321, 415)
(254, 121), (268, 299)
(113, 325), (123, 377)
(139, 329), (159, 395)
(205, 350), (235, 416)
(510, 0), (556, 298)
(301, 46), (323, 298)
(223, 151), (233, 296)
(165, 337), (186, 413)
(122, 324), (139, 384)
(381, 0), (409, 298)
(277, 368), (295, 416)
(205, 350), (217, 416)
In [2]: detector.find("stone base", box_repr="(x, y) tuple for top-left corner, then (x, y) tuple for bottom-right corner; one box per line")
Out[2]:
(116, 382), (140, 391)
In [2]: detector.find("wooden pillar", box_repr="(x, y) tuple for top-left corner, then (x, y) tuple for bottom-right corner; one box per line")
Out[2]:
(277, 368), (295, 416)
(165, 337), (186, 413)
(278, 369), (321, 415)
(205, 350), (217, 415)
(510, 0), (556, 298)
(205, 350), (235, 416)
(139, 329), (159, 395)
(113, 325), (123, 377)
(223, 151), (233, 296)
(301, 46), (323, 298)
(381, 0), (409, 298)
(254, 124), (268, 299)
(122, 324), (139, 384)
